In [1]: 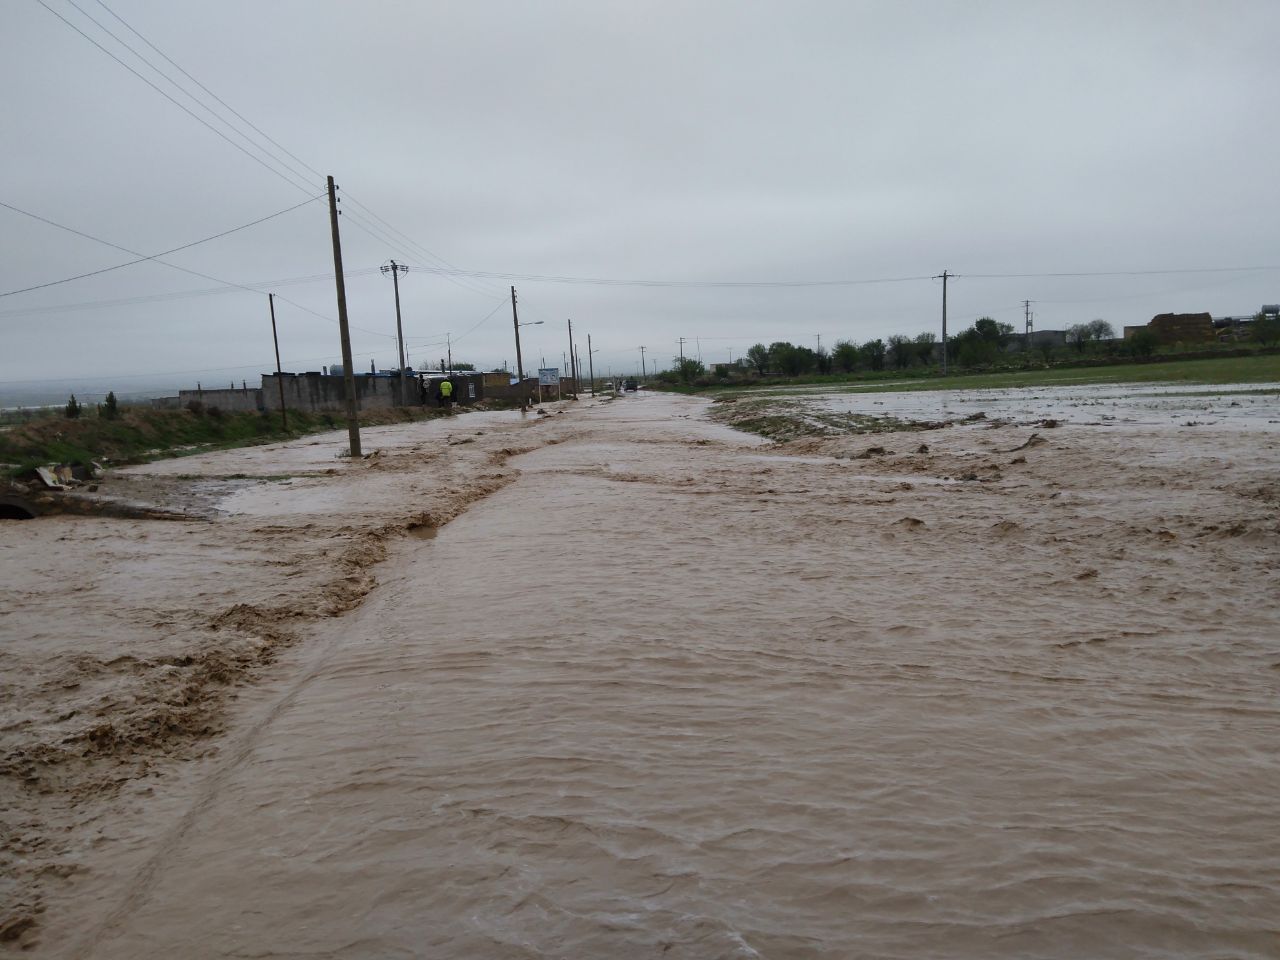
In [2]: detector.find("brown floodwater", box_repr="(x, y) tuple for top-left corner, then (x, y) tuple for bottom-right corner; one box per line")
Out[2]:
(63, 393), (1280, 959)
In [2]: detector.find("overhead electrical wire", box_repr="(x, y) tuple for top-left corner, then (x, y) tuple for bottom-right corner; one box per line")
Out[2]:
(34, 0), (315, 198)
(0, 195), (322, 297)
(45, 0), (506, 305)
(89, 0), (327, 184)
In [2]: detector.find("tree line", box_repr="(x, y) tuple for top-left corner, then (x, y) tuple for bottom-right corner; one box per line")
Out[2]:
(659, 311), (1280, 384)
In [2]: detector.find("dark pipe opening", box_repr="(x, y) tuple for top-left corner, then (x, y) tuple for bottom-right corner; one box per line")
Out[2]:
(0, 501), (37, 520)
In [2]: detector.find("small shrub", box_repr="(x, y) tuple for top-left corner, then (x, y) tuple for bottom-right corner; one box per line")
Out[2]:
(206, 405), (225, 420)
(186, 399), (205, 415)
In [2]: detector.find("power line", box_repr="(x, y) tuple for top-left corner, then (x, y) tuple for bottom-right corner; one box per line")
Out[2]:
(962, 265), (1280, 280)
(89, 0), (326, 183)
(35, 0), (315, 197)
(0, 267), (383, 320)
(0, 195), (321, 297)
(400, 264), (935, 288)
(0, 197), (407, 339)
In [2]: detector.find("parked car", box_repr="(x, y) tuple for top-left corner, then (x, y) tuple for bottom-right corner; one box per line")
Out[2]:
(624, 379), (638, 391)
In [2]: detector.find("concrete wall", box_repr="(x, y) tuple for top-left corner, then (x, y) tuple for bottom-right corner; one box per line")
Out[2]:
(178, 387), (263, 413)
(262, 373), (420, 413)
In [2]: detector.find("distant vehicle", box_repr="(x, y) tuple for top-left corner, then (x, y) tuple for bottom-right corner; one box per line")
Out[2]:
(624, 379), (638, 391)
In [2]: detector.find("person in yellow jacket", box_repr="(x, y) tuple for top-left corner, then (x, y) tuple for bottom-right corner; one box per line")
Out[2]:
(438, 377), (454, 409)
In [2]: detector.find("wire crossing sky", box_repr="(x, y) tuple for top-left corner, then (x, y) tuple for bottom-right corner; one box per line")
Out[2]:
(3, 0), (1278, 391)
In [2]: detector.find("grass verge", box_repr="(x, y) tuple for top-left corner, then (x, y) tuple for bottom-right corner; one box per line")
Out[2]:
(0, 405), (455, 477)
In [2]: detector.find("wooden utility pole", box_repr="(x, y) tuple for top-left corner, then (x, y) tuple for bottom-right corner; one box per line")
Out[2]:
(934, 269), (951, 375)
(1024, 299), (1034, 349)
(446, 333), (452, 373)
(639, 345), (646, 380)
(567, 318), (578, 398)
(510, 286), (525, 383)
(268, 293), (287, 431)
(382, 260), (409, 406)
(587, 333), (596, 396)
(327, 175), (361, 457)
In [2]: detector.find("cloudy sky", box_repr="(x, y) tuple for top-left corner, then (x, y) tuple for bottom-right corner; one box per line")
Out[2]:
(3, 0), (1278, 397)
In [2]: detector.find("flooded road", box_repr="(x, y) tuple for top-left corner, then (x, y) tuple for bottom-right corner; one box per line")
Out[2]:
(61, 393), (1280, 959)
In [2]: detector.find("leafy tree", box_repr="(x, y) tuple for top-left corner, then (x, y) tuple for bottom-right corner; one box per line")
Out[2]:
(65, 394), (81, 419)
(859, 339), (886, 371)
(1066, 323), (1091, 353)
(768, 341), (818, 377)
(673, 356), (706, 383)
(1085, 319), (1115, 342)
(453, 362), (476, 371)
(102, 390), (120, 420)
(1126, 327), (1159, 358)
(814, 347), (832, 375)
(887, 335), (913, 369)
(952, 317), (1012, 366)
(746, 343), (770, 375)
(832, 339), (859, 373)
(1252, 312), (1280, 346)
(912, 332), (937, 365)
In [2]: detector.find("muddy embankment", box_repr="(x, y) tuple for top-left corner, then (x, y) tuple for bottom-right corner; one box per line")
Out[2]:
(0, 404), (575, 949)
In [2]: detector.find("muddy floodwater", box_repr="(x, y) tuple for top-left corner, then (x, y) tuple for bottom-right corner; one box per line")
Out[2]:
(4, 390), (1279, 958)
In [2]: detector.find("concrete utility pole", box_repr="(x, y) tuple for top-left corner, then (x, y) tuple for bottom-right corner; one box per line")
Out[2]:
(268, 294), (287, 431)
(446, 334), (452, 374)
(678, 337), (686, 368)
(327, 175), (361, 457)
(934, 269), (951, 376)
(382, 260), (409, 406)
(639, 345), (647, 380)
(1024, 299), (1034, 348)
(587, 333), (596, 396)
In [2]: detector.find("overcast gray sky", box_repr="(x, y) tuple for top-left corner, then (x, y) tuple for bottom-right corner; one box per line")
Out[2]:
(3, 0), (1278, 396)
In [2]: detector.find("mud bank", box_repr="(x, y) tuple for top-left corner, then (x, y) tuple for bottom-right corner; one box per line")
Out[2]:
(0, 404), (578, 950)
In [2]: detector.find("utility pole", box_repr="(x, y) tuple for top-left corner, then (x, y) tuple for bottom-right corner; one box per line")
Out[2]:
(678, 337), (686, 367)
(1024, 299), (1034, 349)
(381, 260), (409, 406)
(587, 333), (596, 396)
(934, 269), (951, 376)
(327, 175), (361, 457)
(567, 319), (578, 398)
(510, 285), (524, 384)
(639, 345), (647, 380)
(268, 294), (287, 431)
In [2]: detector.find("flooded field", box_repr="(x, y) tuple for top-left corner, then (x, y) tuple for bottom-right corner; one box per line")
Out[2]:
(808, 382), (1280, 431)
(4, 389), (1279, 958)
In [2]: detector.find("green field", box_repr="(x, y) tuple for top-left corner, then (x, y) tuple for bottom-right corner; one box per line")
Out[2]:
(713, 353), (1280, 398)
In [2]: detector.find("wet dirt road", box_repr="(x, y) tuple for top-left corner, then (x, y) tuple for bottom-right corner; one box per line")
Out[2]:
(64, 393), (1280, 959)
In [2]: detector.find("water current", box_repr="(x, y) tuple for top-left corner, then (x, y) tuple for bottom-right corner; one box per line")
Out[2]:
(73, 393), (1279, 959)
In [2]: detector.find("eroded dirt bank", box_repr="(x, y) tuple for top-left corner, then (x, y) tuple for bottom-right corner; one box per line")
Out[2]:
(0, 403), (580, 950)
(5, 390), (1280, 958)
